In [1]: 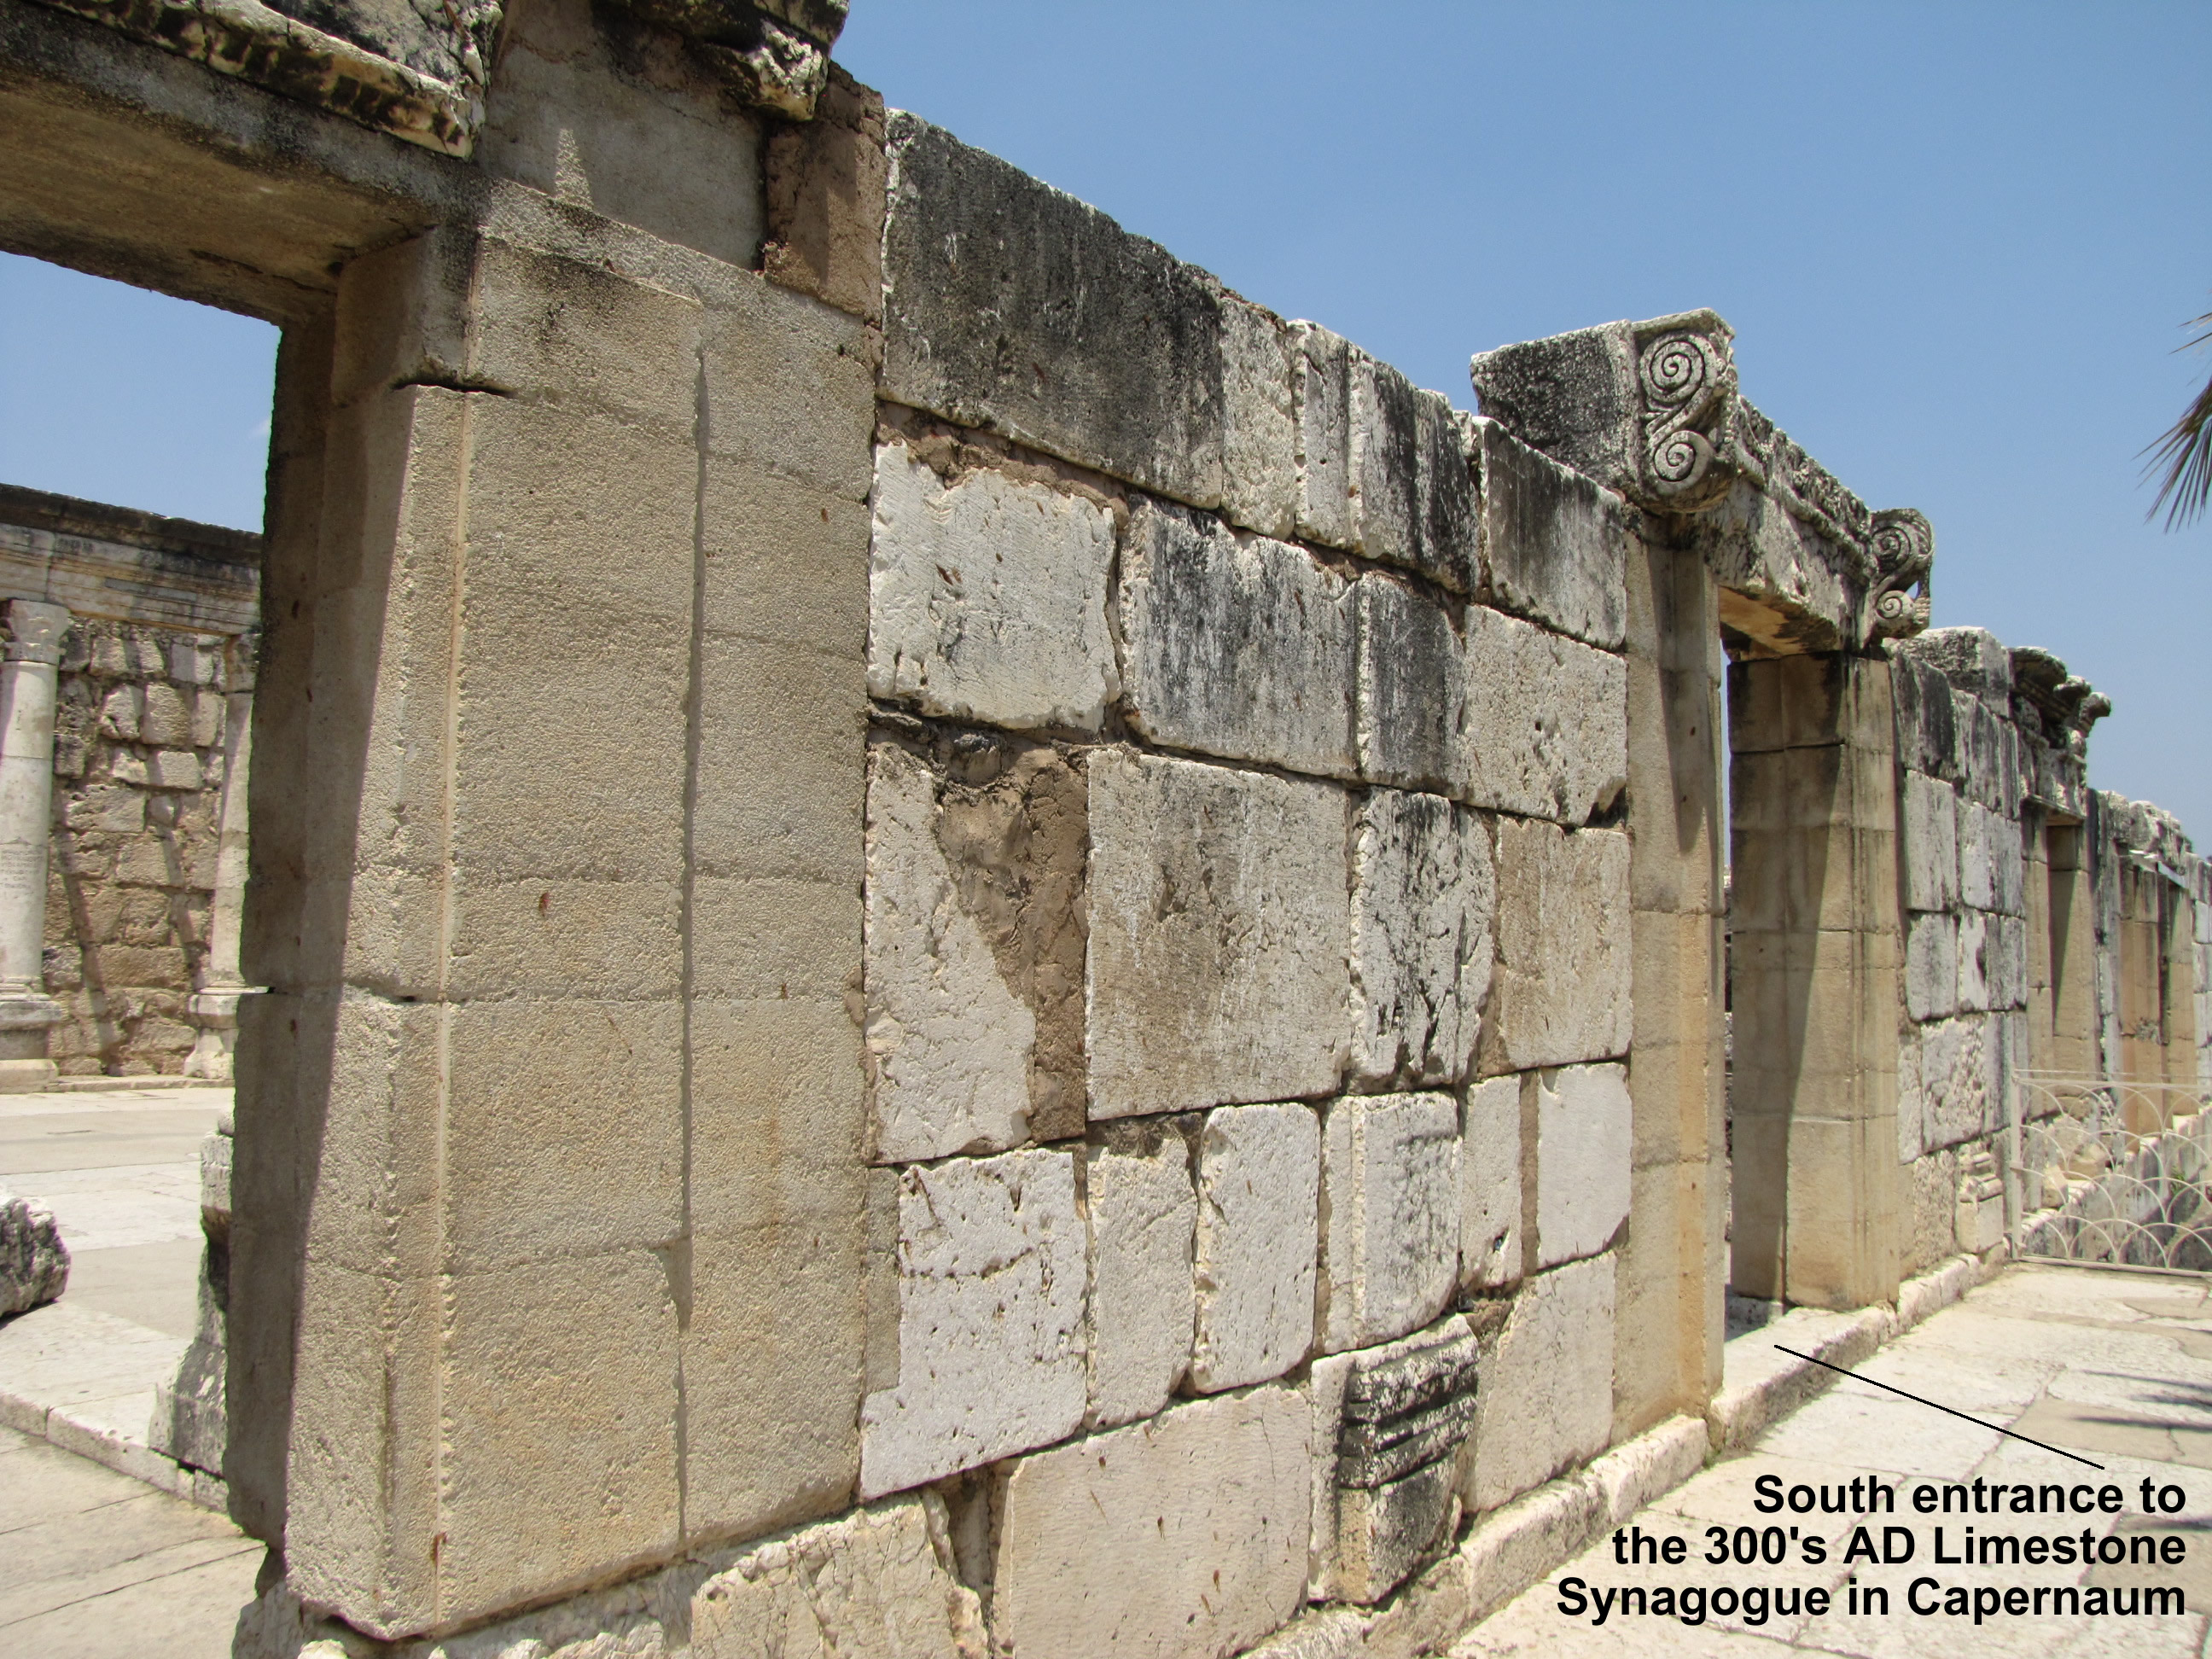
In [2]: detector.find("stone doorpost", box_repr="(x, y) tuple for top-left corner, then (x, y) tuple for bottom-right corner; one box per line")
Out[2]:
(1728, 650), (1903, 1309)
(0, 599), (69, 1091)
(186, 629), (256, 1080)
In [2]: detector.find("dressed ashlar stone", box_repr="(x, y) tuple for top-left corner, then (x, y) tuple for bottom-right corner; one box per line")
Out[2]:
(1349, 789), (1493, 1086)
(1320, 1092), (1461, 1351)
(1191, 1101), (1321, 1391)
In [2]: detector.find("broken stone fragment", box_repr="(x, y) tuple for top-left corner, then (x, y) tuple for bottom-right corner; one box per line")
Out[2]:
(1, 1187), (68, 1315)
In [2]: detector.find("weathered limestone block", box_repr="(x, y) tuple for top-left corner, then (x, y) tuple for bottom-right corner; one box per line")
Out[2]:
(1354, 573), (1467, 796)
(990, 1387), (1311, 1659)
(1956, 909), (1991, 1013)
(1988, 913), (2029, 1012)
(1350, 355), (1478, 594)
(1086, 751), (1350, 1118)
(1953, 692), (2017, 812)
(1460, 603), (1627, 826)
(1192, 1102), (1321, 1391)
(1084, 1126), (1197, 1428)
(1957, 798), (2001, 912)
(151, 1121), (230, 1473)
(1223, 297), (1300, 538)
(1349, 789), (1493, 1087)
(1459, 1075), (1522, 1289)
(882, 115), (1227, 509)
(1475, 421), (1628, 649)
(1904, 626), (2013, 703)
(1906, 912), (1959, 1023)
(1119, 498), (1356, 778)
(1321, 1093), (1461, 1351)
(859, 1150), (1086, 1496)
(0, 1185), (67, 1314)
(1309, 1316), (1479, 1604)
(1901, 771), (1959, 913)
(1992, 813), (2027, 917)
(690, 1496), (987, 1659)
(865, 741), (1032, 1161)
(762, 65), (891, 323)
(867, 444), (1119, 732)
(1907, 1015), (1993, 1153)
(1534, 1063), (1631, 1268)
(1294, 322), (1356, 549)
(1481, 820), (1632, 1074)
(1468, 1254), (1615, 1511)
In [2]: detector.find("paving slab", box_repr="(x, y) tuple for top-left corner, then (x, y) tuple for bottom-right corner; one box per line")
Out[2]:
(1457, 1264), (2212, 1657)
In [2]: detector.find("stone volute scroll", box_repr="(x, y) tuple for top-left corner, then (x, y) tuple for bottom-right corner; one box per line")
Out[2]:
(0, 600), (71, 1091)
(1867, 507), (1936, 641)
(1634, 321), (1742, 510)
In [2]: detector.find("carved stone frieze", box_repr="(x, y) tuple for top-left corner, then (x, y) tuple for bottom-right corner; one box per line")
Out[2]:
(1868, 508), (1935, 640)
(2009, 644), (2111, 760)
(604, 0), (848, 118)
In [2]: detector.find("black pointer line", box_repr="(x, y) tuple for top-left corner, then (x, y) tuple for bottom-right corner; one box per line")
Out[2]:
(1773, 1344), (2105, 1471)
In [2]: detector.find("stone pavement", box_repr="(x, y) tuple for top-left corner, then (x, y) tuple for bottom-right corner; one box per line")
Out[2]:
(1456, 1263), (2212, 1656)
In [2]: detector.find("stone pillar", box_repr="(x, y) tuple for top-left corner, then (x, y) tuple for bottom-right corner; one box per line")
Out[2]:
(1728, 651), (1902, 1310)
(0, 599), (69, 1091)
(186, 629), (256, 1081)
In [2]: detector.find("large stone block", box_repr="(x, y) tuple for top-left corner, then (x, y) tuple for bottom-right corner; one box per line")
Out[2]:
(1086, 751), (1350, 1118)
(1901, 771), (1959, 913)
(864, 736), (1087, 1161)
(1958, 798), (2001, 911)
(990, 1387), (1311, 1659)
(1349, 789), (1493, 1087)
(1119, 498), (1356, 778)
(1534, 1063), (1632, 1269)
(867, 443), (1119, 732)
(1309, 1316), (1479, 1604)
(1907, 1015), (1993, 1153)
(859, 1150), (1086, 1496)
(1350, 355), (1478, 593)
(1987, 912), (2029, 1012)
(1354, 573), (1467, 795)
(1906, 911), (1959, 1023)
(1992, 812), (2028, 917)
(1476, 420), (1628, 650)
(882, 114), (1227, 508)
(1460, 603), (1627, 826)
(1481, 819), (1632, 1073)
(1294, 322), (1355, 549)
(1321, 1093), (1461, 1351)
(690, 1496), (985, 1659)
(1223, 296), (1301, 538)
(1459, 1075), (1522, 1289)
(1468, 1254), (1616, 1511)
(1891, 656), (1959, 781)
(1085, 1126), (1198, 1428)
(1192, 1101), (1322, 1391)
(1957, 909), (1991, 1013)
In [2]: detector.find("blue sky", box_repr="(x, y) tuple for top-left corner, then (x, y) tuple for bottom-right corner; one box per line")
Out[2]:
(0, 2), (2203, 829)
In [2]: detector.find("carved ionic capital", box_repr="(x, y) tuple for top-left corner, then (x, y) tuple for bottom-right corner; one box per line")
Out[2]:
(1867, 509), (1935, 641)
(3, 601), (69, 667)
(1633, 317), (1740, 510)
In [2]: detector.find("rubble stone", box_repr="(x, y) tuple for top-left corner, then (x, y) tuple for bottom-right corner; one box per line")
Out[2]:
(867, 443), (1119, 732)
(1086, 751), (1350, 1119)
(1192, 1101), (1321, 1391)
(1119, 498), (1356, 779)
(859, 1150), (1086, 1496)
(991, 1387), (1310, 1659)
(1534, 1062), (1632, 1268)
(0, 1187), (68, 1314)
(1084, 1129), (1197, 1428)
(1320, 1092), (1461, 1351)
(1349, 789), (1493, 1087)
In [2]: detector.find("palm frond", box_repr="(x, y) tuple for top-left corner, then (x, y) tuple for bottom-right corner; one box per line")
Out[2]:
(2145, 311), (2212, 530)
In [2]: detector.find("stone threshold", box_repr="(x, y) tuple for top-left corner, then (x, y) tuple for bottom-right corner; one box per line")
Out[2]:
(1244, 1243), (2012, 1658)
(44, 1074), (205, 1092)
(0, 1295), (228, 1512)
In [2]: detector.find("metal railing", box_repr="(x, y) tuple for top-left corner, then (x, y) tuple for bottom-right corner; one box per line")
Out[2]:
(2016, 1072), (2212, 1272)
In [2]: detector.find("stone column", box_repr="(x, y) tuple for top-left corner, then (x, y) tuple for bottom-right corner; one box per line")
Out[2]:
(186, 630), (256, 1081)
(0, 600), (69, 1091)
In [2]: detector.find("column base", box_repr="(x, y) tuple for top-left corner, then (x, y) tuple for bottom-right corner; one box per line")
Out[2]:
(185, 987), (247, 1083)
(0, 996), (63, 1092)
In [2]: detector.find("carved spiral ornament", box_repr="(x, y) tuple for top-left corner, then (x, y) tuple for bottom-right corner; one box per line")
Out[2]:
(1867, 508), (1935, 640)
(1637, 330), (1732, 498)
